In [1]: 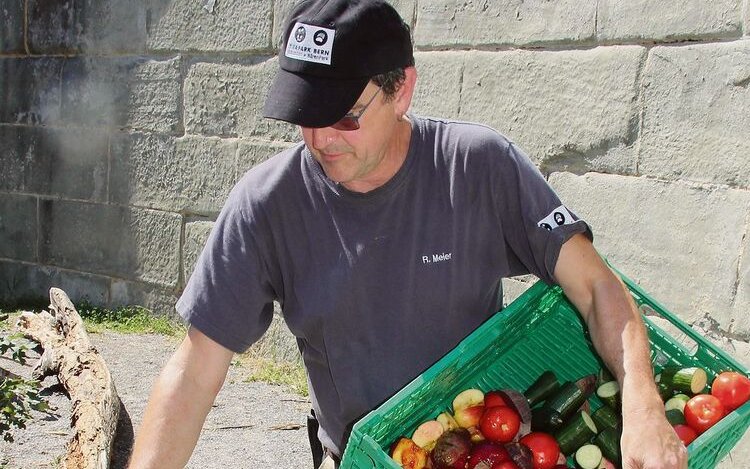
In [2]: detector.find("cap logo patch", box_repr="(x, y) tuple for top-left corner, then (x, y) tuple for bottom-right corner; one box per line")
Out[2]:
(538, 205), (575, 231)
(286, 22), (335, 65)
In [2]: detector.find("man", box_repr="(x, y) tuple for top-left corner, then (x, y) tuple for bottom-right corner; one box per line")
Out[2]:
(129, 1), (687, 468)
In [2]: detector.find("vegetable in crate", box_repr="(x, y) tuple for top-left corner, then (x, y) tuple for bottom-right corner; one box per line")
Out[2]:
(519, 432), (560, 469)
(659, 367), (708, 395)
(672, 424), (697, 446)
(554, 410), (598, 456)
(467, 441), (511, 468)
(454, 389), (486, 429)
(574, 444), (602, 469)
(531, 375), (596, 432)
(524, 371), (561, 408)
(431, 428), (473, 469)
(480, 406), (522, 443)
(412, 420), (445, 451)
(710, 371), (750, 412)
(391, 437), (429, 469)
(684, 394), (724, 434)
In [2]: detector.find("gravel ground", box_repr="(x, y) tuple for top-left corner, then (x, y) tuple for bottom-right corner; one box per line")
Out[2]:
(0, 332), (313, 469)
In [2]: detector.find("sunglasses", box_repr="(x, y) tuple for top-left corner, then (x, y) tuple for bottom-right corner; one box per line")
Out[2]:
(331, 87), (382, 131)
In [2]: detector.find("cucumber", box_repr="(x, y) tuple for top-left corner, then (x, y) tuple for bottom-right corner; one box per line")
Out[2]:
(596, 381), (620, 410)
(531, 406), (566, 433)
(547, 378), (596, 419)
(524, 371), (561, 407)
(657, 382), (674, 402)
(665, 409), (686, 426)
(555, 410), (598, 455)
(575, 444), (603, 469)
(664, 394), (690, 413)
(594, 428), (621, 467)
(659, 367), (708, 394)
(597, 367), (615, 387)
(591, 406), (620, 433)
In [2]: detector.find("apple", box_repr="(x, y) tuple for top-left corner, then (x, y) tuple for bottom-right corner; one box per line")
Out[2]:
(437, 412), (460, 431)
(454, 389), (485, 412)
(391, 437), (428, 469)
(468, 441), (511, 469)
(455, 404), (486, 428)
(485, 390), (511, 408)
(412, 420), (445, 451)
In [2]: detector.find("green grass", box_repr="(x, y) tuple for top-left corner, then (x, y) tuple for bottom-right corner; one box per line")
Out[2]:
(76, 302), (186, 336)
(242, 357), (309, 397)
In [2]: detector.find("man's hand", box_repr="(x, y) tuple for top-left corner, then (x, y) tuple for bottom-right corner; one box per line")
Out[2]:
(554, 233), (687, 469)
(621, 404), (687, 469)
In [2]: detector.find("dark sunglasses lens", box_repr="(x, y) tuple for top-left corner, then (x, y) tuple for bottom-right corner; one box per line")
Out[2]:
(331, 117), (359, 131)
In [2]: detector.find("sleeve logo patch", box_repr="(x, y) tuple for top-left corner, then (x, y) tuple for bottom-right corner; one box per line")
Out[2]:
(538, 205), (575, 231)
(285, 22), (335, 65)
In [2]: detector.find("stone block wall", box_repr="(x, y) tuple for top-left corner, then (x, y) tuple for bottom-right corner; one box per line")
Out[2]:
(1, 0), (749, 390)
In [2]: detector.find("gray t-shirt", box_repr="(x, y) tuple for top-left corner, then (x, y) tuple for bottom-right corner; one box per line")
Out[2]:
(177, 115), (591, 456)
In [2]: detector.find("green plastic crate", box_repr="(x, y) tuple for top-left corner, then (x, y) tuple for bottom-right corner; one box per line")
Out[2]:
(340, 269), (750, 469)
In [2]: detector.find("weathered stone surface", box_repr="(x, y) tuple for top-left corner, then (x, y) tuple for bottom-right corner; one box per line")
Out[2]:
(147, 0), (272, 52)
(640, 41), (750, 188)
(731, 229), (750, 337)
(183, 220), (214, 284)
(0, 194), (37, 262)
(110, 280), (179, 317)
(0, 125), (108, 201)
(27, 0), (147, 54)
(249, 308), (302, 365)
(61, 56), (182, 133)
(272, 0), (416, 48)
(597, 0), (742, 42)
(411, 52), (463, 119)
(110, 133), (238, 213)
(236, 140), (296, 175)
(460, 47), (645, 172)
(184, 60), (297, 140)
(745, 1), (749, 36)
(0, 1), (25, 53)
(39, 200), (182, 287)
(0, 260), (110, 306)
(0, 58), (63, 125)
(415, 0), (596, 48)
(550, 172), (750, 330)
(501, 276), (535, 307)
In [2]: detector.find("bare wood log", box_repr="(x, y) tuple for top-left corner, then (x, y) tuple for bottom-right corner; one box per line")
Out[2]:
(15, 288), (119, 469)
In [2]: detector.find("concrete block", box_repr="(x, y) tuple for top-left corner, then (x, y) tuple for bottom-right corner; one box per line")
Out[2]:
(110, 280), (179, 317)
(640, 41), (750, 188)
(110, 133), (237, 213)
(0, 260), (110, 307)
(61, 56), (182, 134)
(460, 46), (645, 172)
(147, 0), (272, 52)
(183, 220), (214, 285)
(597, 0), (742, 42)
(0, 0), (25, 53)
(39, 200), (182, 287)
(273, 0), (416, 49)
(0, 194), (37, 262)
(412, 52), (463, 119)
(0, 58), (63, 125)
(0, 125), (108, 201)
(549, 172), (750, 329)
(184, 60), (297, 140)
(415, 0), (596, 48)
(236, 140), (296, 175)
(27, 0), (147, 54)
(745, 0), (749, 36)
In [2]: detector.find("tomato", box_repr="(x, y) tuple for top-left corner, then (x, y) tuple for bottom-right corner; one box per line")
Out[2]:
(493, 461), (520, 469)
(480, 406), (521, 443)
(519, 432), (561, 469)
(711, 371), (750, 412)
(672, 424), (698, 446)
(684, 394), (725, 434)
(485, 390), (511, 408)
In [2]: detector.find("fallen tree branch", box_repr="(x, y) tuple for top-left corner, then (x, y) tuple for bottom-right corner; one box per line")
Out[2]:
(15, 288), (119, 469)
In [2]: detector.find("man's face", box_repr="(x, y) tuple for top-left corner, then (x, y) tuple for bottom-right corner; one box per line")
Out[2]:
(299, 82), (406, 193)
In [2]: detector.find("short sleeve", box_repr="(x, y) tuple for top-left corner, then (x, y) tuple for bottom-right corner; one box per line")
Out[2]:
(494, 142), (593, 284)
(176, 182), (276, 353)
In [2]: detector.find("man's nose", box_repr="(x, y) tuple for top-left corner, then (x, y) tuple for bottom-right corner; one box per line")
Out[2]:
(310, 127), (339, 150)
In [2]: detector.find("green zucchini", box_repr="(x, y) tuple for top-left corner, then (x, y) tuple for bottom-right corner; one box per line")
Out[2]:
(665, 409), (686, 426)
(555, 410), (598, 455)
(657, 382), (674, 402)
(597, 367), (615, 387)
(591, 406), (620, 433)
(524, 371), (561, 407)
(596, 381), (620, 410)
(531, 406), (566, 433)
(594, 428), (621, 467)
(659, 367), (708, 394)
(545, 377), (597, 420)
(664, 394), (690, 413)
(575, 444), (603, 469)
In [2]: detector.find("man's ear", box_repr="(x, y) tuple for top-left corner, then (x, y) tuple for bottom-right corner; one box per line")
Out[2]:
(393, 66), (417, 119)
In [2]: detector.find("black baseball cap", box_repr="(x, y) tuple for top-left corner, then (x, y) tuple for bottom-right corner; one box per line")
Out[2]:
(263, 0), (414, 128)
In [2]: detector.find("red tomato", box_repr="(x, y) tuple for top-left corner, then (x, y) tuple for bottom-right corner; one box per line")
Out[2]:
(480, 406), (521, 443)
(711, 371), (750, 412)
(485, 390), (511, 408)
(684, 394), (725, 434)
(672, 424), (698, 446)
(519, 432), (561, 469)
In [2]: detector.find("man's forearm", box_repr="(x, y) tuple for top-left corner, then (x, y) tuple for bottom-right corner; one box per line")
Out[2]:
(129, 329), (232, 469)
